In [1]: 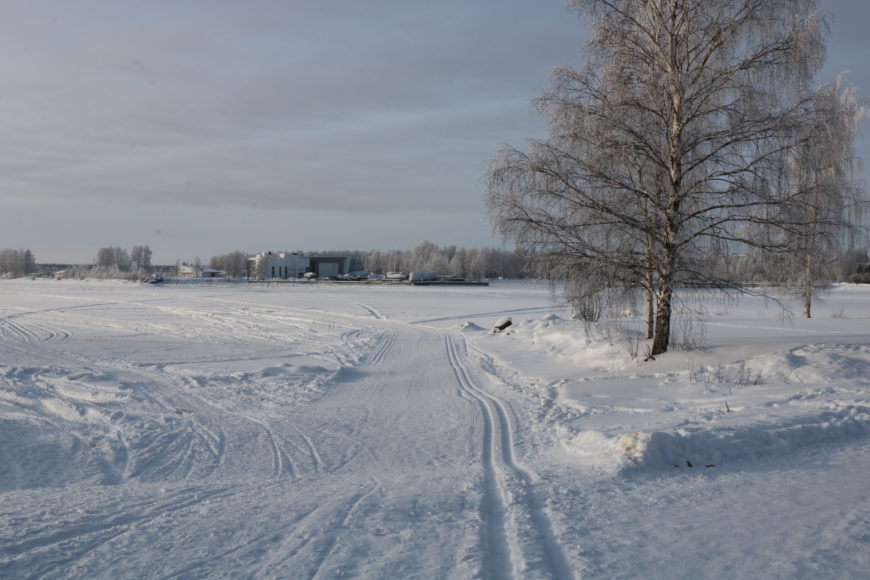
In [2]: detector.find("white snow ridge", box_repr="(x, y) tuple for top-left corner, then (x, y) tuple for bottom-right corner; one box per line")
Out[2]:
(0, 279), (868, 578)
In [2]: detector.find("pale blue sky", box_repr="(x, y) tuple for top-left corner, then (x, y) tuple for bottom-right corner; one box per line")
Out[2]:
(1, 0), (867, 264)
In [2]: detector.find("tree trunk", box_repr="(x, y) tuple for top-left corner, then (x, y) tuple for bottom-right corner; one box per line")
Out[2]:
(644, 237), (656, 339)
(651, 282), (673, 356)
(645, 286), (655, 340)
(803, 256), (813, 318)
(802, 251), (813, 318)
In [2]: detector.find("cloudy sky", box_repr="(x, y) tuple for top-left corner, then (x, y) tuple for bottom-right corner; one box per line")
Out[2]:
(2, 0), (868, 264)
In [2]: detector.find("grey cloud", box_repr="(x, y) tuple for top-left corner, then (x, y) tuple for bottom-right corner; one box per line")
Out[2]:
(2, 0), (867, 263)
(1, 0), (584, 215)
(0, 1), (580, 211)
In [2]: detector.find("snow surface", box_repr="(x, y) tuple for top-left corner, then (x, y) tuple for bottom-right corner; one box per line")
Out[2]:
(0, 279), (867, 578)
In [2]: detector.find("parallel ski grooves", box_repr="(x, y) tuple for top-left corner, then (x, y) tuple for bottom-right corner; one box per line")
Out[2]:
(368, 331), (397, 366)
(445, 334), (573, 580)
(445, 335), (514, 579)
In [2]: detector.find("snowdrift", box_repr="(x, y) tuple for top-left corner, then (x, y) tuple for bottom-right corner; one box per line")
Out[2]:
(466, 310), (870, 475)
(562, 404), (869, 474)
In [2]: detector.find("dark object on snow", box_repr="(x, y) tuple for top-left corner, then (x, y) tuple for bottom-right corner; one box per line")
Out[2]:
(686, 460), (693, 467)
(705, 464), (715, 468)
(494, 319), (512, 331)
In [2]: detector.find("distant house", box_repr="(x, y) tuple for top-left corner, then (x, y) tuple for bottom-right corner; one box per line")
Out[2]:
(247, 252), (309, 280)
(178, 263), (225, 278)
(177, 263), (197, 277)
(247, 251), (350, 280)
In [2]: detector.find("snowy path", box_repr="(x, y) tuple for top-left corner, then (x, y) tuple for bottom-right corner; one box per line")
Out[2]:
(0, 284), (575, 578)
(444, 335), (572, 579)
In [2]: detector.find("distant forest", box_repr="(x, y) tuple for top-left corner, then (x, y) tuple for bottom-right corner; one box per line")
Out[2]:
(5, 242), (530, 281)
(0, 249), (35, 278)
(209, 241), (528, 280)
(7, 242), (870, 285)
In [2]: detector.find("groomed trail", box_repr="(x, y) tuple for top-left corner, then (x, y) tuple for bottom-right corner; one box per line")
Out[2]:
(0, 283), (575, 579)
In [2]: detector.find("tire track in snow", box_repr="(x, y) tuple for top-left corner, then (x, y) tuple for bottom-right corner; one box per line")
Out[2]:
(445, 334), (573, 580)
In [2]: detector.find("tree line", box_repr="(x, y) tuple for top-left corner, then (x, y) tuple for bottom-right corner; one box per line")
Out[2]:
(208, 251), (248, 279)
(0, 249), (35, 278)
(363, 242), (526, 279)
(89, 246), (153, 279)
(5, 243), (524, 281)
(210, 243), (528, 280)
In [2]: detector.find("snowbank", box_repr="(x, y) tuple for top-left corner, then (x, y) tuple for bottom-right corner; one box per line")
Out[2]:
(471, 313), (632, 374)
(552, 342), (870, 473)
(562, 404), (869, 474)
(461, 303), (870, 477)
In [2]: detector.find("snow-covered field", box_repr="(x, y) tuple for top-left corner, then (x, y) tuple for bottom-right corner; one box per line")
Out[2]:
(0, 279), (867, 579)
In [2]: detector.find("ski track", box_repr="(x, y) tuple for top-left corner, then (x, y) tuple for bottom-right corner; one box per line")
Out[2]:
(245, 416), (299, 479)
(367, 331), (398, 366)
(2, 282), (869, 577)
(0, 294), (370, 484)
(129, 374), (229, 481)
(307, 478), (381, 580)
(0, 285), (575, 578)
(445, 334), (573, 580)
(0, 316), (71, 353)
(287, 422), (325, 473)
(0, 485), (241, 579)
(203, 502), (324, 580)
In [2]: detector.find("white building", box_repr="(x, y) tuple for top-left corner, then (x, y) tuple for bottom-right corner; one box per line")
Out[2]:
(248, 252), (309, 280)
(178, 263), (225, 278)
(247, 251), (350, 280)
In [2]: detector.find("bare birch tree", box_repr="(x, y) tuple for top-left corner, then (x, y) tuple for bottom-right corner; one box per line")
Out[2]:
(131, 245), (152, 275)
(486, 0), (856, 355)
(0, 249), (35, 278)
(209, 250), (249, 279)
(776, 79), (865, 317)
(95, 247), (131, 272)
